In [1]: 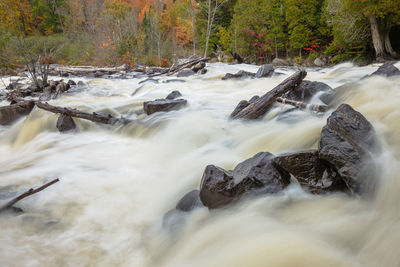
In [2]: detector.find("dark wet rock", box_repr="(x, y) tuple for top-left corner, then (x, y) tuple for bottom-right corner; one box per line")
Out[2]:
(370, 62), (400, 77)
(199, 152), (291, 209)
(282, 80), (333, 104)
(319, 104), (379, 195)
(192, 61), (206, 73)
(230, 96), (260, 118)
(177, 69), (196, 77)
(230, 100), (250, 118)
(176, 190), (204, 212)
(77, 81), (86, 87)
(67, 80), (76, 86)
(56, 114), (76, 132)
(256, 64), (274, 78)
(166, 90), (182, 100)
(143, 99), (187, 115)
(200, 68), (208, 75)
(275, 150), (348, 194)
(222, 70), (255, 80)
(0, 101), (35, 125)
(163, 79), (186, 83)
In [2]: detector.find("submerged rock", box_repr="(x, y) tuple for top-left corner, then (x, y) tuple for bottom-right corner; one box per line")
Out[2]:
(56, 114), (76, 132)
(199, 152), (291, 209)
(319, 104), (379, 194)
(176, 190), (204, 212)
(370, 62), (400, 77)
(0, 101), (35, 125)
(166, 90), (182, 100)
(275, 150), (348, 194)
(255, 64), (274, 78)
(143, 99), (187, 115)
(282, 80), (333, 103)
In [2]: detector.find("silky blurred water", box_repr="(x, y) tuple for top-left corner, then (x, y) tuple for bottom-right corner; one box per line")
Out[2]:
(0, 62), (400, 267)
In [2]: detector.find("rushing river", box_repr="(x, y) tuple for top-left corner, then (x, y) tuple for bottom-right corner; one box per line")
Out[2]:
(0, 62), (400, 267)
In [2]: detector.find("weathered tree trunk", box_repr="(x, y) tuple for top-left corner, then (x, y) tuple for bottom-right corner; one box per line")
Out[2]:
(384, 29), (399, 59)
(190, 0), (197, 55)
(232, 70), (307, 120)
(368, 14), (386, 60)
(35, 102), (127, 125)
(276, 97), (328, 112)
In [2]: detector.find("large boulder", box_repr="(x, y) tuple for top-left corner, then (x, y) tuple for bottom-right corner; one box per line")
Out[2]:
(56, 114), (76, 132)
(200, 152), (291, 209)
(256, 64), (274, 78)
(0, 101), (35, 125)
(370, 62), (400, 77)
(319, 104), (379, 194)
(143, 99), (187, 115)
(282, 80), (333, 104)
(222, 70), (255, 80)
(275, 150), (348, 194)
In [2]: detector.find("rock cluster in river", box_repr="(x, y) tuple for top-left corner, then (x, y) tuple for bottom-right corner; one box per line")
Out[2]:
(178, 104), (379, 210)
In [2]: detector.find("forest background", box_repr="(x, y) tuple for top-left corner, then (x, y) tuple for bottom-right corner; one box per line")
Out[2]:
(0, 0), (399, 73)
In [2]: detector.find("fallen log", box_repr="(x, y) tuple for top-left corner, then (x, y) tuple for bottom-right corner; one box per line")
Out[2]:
(232, 70), (307, 120)
(0, 178), (59, 213)
(276, 97), (328, 112)
(48, 64), (130, 76)
(35, 101), (129, 125)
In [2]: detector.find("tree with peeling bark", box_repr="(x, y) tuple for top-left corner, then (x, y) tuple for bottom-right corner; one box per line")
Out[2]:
(342, 0), (399, 60)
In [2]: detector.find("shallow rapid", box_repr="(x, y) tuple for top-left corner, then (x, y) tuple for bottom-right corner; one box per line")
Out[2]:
(1, 62), (400, 267)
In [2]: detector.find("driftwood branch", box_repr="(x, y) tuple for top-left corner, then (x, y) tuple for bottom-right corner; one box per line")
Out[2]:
(149, 57), (209, 77)
(48, 64), (130, 76)
(35, 101), (127, 124)
(0, 178), (59, 212)
(276, 97), (328, 112)
(232, 70), (307, 120)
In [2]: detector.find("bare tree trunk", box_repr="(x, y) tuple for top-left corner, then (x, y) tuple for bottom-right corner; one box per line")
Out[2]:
(190, 0), (197, 55)
(204, 0), (212, 57)
(274, 37), (278, 59)
(384, 29), (399, 58)
(368, 14), (386, 60)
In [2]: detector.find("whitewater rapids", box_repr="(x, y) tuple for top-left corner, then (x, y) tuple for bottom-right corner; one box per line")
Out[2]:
(0, 62), (400, 267)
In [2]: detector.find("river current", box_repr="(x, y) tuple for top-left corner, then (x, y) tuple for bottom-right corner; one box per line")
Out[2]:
(1, 62), (400, 267)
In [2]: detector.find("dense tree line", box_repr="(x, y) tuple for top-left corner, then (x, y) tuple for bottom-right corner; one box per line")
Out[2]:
(0, 0), (399, 70)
